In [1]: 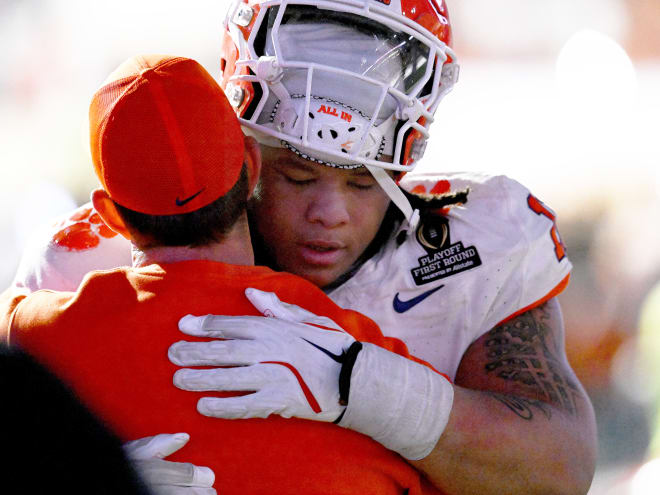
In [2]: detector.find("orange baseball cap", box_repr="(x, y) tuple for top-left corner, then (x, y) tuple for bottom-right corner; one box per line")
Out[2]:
(89, 55), (245, 215)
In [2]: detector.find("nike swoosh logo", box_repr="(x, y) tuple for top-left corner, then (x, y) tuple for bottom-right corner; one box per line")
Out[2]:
(302, 339), (344, 363)
(393, 285), (445, 313)
(175, 188), (205, 207)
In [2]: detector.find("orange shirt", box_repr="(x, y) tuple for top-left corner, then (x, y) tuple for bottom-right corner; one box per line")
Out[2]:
(2, 261), (440, 495)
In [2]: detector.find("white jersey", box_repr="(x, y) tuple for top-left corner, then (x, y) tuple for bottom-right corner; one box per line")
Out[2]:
(11, 173), (571, 378)
(327, 172), (571, 377)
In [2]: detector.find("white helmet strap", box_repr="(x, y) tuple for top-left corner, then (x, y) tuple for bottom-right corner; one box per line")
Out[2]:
(366, 165), (419, 233)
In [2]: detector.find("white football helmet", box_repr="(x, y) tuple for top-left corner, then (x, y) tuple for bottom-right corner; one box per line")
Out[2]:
(220, 0), (458, 229)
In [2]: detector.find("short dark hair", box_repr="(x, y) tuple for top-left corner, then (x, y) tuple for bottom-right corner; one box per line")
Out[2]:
(114, 165), (249, 248)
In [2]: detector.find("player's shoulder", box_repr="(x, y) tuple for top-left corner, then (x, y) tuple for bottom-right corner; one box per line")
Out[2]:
(375, 170), (568, 285)
(45, 202), (121, 251)
(23, 265), (132, 306)
(401, 171), (555, 234)
(12, 202), (132, 293)
(401, 170), (531, 204)
(12, 267), (140, 336)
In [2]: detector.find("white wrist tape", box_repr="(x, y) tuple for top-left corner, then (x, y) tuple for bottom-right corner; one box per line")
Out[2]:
(338, 343), (454, 460)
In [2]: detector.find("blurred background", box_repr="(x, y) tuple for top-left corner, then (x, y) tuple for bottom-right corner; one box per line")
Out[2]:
(1, 0), (659, 492)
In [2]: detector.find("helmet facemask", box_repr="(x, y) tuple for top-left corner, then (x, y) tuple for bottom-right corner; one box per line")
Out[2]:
(223, 0), (458, 229)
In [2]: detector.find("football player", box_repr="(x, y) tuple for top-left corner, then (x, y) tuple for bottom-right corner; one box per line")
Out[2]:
(9, 1), (597, 493)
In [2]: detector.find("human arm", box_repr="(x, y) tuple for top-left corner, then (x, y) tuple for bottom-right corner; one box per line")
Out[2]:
(410, 297), (597, 494)
(170, 291), (596, 494)
(169, 288), (454, 460)
(399, 180), (597, 492)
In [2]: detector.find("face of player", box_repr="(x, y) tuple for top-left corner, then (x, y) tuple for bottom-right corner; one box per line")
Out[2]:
(251, 145), (391, 288)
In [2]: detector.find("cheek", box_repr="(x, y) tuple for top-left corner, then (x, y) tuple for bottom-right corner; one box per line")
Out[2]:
(252, 190), (299, 251)
(354, 193), (390, 235)
(257, 172), (301, 218)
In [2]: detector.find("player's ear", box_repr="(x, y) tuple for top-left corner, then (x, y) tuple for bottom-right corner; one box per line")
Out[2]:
(243, 136), (262, 199)
(90, 188), (133, 241)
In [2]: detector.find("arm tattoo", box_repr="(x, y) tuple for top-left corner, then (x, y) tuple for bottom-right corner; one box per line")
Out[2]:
(483, 303), (580, 418)
(487, 392), (552, 421)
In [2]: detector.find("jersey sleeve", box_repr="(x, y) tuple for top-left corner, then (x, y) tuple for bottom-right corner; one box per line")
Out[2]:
(481, 177), (572, 332)
(399, 171), (572, 331)
(12, 203), (132, 293)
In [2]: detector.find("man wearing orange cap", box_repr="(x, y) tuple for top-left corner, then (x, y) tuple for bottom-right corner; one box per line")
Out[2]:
(0, 54), (454, 494)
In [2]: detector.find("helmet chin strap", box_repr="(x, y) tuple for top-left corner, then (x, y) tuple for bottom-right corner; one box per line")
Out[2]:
(365, 165), (420, 234)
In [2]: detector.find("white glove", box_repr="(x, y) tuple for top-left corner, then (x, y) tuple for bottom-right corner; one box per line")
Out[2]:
(169, 288), (454, 460)
(123, 433), (216, 495)
(169, 288), (355, 422)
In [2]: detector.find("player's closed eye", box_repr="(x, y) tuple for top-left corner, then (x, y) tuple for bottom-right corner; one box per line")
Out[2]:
(348, 182), (374, 191)
(284, 175), (315, 186)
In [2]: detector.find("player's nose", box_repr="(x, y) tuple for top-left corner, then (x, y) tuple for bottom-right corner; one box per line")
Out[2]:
(306, 187), (350, 228)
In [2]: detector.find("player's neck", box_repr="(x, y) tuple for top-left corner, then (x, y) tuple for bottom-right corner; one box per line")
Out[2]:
(131, 219), (255, 268)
